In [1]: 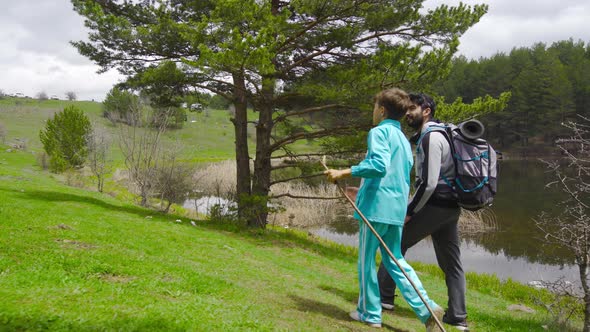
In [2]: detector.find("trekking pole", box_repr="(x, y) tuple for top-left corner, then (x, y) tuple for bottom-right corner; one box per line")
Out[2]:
(321, 157), (445, 332)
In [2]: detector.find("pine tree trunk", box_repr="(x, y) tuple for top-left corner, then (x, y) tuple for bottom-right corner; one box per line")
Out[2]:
(231, 73), (252, 220)
(249, 78), (275, 228)
(248, 1), (279, 228)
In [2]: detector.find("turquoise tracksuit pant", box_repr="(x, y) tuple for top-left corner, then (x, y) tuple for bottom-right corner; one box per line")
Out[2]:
(356, 221), (440, 324)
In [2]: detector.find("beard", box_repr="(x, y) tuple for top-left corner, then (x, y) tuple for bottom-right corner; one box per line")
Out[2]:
(406, 117), (422, 129)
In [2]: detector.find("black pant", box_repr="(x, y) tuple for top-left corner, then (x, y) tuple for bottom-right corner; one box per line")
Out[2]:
(377, 204), (467, 321)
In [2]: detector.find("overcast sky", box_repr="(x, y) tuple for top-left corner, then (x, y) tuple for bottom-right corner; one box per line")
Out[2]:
(1, 0), (589, 102)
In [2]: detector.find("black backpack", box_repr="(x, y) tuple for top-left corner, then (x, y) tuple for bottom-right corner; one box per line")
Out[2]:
(419, 120), (498, 211)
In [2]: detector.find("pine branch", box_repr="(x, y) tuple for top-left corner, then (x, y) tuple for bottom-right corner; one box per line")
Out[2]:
(270, 124), (364, 151)
(271, 164), (302, 171)
(270, 193), (342, 200)
(271, 150), (362, 159)
(270, 172), (324, 186)
(273, 104), (345, 124)
(192, 83), (233, 101)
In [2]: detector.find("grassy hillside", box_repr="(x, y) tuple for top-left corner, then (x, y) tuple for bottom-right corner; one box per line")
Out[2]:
(0, 148), (582, 331)
(0, 97), (318, 166)
(0, 97), (244, 164)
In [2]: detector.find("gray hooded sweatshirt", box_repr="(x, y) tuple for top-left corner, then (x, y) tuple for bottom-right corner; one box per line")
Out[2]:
(407, 120), (458, 216)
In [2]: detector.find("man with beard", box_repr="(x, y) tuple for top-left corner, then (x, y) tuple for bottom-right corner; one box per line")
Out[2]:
(377, 93), (469, 331)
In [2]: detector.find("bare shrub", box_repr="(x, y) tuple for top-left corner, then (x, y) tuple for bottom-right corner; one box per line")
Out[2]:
(118, 108), (166, 206)
(535, 116), (590, 331)
(64, 169), (86, 188)
(87, 125), (112, 192)
(154, 142), (195, 213)
(532, 278), (583, 331)
(36, 91), (48, 101)
(65, 91), (77, 101)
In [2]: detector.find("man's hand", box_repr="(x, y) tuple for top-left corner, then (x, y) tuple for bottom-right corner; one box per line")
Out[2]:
(324, 168), (352, 183)
(404, 215), (412, 224)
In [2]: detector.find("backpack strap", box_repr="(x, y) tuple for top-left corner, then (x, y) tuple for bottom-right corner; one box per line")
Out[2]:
(416, 124), (458, 189)
(440, 126), (460, 190)
(415, 125), (448, 153)
(455, 176), (489, 192)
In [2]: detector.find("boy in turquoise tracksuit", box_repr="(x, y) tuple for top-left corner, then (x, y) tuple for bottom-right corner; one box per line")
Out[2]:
(326, 88), (443, 330)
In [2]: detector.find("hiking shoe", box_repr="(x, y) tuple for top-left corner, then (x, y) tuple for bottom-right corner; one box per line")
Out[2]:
(381, 302), (394, 311)
(349, 311), (382, 328)
(443, 313), (469, 331)
(425, 306), (445, 332)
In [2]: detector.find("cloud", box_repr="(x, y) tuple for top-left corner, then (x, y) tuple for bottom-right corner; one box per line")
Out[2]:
(424, 0), (590, 59)
(0, 52), (122, 101)
(0, 0), (122, 101)
(482, 0), (584, 19)
(2, 0), (91, 66)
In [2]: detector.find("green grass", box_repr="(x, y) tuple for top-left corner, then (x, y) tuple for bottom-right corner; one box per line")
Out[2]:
(0, 97), (319, 166)
(0, 97), (247, 165)
(0, 149), (583, 331)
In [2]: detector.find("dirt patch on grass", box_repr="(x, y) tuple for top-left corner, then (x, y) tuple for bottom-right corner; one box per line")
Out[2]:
(98, 273), (137, 283)
(55, 238), (97, 250)
(51, 224), (73, 230)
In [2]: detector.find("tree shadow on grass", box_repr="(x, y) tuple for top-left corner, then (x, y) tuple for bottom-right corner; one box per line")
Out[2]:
(231, 227), (359, 264)
(318, 284), (357, 303)
(0, 312), (185, 332)
(381, 305), (416, 320)
(2, 186), (357, 264)
(1, 187), (163, 220)
(289, 294), (411, 332)
(318, 284), (417, 320)
(290, 293), (349, 321)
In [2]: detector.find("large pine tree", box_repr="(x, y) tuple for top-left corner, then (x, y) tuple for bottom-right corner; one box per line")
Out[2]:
(72, 0), (496, 227)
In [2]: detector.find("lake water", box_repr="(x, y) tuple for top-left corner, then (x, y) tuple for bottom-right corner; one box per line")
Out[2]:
(183, 195), (235, 215)
(310, 159), (581, 288)
(183, 159), (580, 288)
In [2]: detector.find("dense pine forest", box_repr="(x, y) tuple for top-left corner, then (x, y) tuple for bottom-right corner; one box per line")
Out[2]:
(434, 39), (590, 156)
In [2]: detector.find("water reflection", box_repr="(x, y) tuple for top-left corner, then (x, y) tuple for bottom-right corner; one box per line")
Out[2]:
(183, 195), (235, 216)
(473, 159), (574, 266)
(310, 220), (578, 286)
(310, 159), (580, 286)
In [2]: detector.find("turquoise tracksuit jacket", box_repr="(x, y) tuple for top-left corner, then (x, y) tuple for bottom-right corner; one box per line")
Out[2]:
(350, 119), (413, 226)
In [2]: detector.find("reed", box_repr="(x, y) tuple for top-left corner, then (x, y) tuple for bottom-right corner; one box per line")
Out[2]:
(192, 160), (498, 232)
(269, 181), (343, 228)
(458, 208), (498, 233)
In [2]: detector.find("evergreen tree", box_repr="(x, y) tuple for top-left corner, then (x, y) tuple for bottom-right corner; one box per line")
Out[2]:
(72, 0), (492, 227)
(550, 39), (590, 118)
(39, 106), (92, 172)
(435, 40), (589, 154)
(102, 87), (141, 126)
